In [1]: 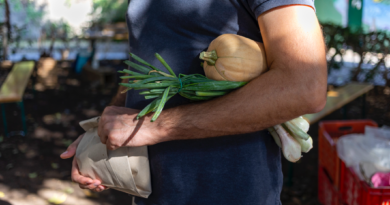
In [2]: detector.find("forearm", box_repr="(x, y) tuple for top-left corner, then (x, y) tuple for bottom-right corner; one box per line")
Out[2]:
(155, 62), (327, 142)
(109, 78), (128, 106)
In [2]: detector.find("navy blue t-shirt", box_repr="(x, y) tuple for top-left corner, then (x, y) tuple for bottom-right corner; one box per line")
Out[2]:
(125, 1), (314, 204)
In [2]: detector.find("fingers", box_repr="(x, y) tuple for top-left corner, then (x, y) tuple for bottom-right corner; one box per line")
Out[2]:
(60, 134), (85, 159)
(70, 157), (93, 185)
(97, 117), (108, 145)
(70, 157), (107, 192)
(79, 180), (102, 190)
(92, 185), (109, 192)
(105, 139), (119, 151)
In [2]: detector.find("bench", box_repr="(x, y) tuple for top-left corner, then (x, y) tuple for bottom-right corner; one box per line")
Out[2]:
(0, 61), (35, 136)
(284, 82), (374, 187)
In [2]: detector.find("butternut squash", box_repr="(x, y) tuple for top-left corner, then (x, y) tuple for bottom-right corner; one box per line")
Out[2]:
(200, 34), (268, 82)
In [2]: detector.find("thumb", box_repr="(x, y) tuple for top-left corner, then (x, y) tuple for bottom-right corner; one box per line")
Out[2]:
(60, 134), (84, 159)
(60, 144), (77, 159)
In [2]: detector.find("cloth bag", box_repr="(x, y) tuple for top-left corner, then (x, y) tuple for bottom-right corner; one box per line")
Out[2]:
(75, 117), (152, 198)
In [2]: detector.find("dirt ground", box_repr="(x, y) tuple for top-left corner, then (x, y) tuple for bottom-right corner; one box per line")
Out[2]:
(0, 62), (389, 205)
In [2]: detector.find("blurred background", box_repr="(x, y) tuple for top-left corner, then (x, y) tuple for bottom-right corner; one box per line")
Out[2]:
(0, 0), (389, 205)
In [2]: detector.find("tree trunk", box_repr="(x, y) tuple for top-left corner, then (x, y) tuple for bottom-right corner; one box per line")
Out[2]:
(2, 0), (10, 60)
(48, 35), (55, 57)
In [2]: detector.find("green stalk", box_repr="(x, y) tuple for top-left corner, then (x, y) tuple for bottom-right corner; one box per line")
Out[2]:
(145, 95), (160, 99)
(139, 91), (152, 95)
(137, 98), (161, 119)
(155, 53), (177, 77)
(151, 86), (171, 122)
(149, 88), (179, 94)
(124, 60), (152, 74)
(121, 69), (144, 76)
(196, 91), (229, 96)
(150, 89), (166, 93)
(119, 82), (178, 89)
(183, 81), (247, 91)
(120, 75), (155, 79)
(179, 92), (213, 101)
(133, 76), (177, 84)
(141, 91), (177, 96)
(283, 121), (310, 140)
(130, 53), (162, 72)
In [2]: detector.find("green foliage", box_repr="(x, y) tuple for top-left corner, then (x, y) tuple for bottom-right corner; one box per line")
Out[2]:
(90, 0), (128, 25)
(322, 23), (390, 85)
(42, 20), (73, 39)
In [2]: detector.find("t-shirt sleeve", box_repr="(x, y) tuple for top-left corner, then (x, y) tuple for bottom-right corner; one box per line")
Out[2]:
(247, 0), (315, 19)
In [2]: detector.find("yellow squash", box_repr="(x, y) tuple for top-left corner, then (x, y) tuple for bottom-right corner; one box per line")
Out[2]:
(200, 34), (268, 82)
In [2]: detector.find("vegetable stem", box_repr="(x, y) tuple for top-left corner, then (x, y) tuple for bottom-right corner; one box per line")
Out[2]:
(199, 50), (218, 66)
(151, 86), (171, 122)
(155, 53), (177, 77)
(130, 53), (162, 72)
(196, 91), (228, 96)
(284, 121), (310, 140)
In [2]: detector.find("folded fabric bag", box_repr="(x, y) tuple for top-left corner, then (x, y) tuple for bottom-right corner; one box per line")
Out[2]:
(75, 117), (152, 198)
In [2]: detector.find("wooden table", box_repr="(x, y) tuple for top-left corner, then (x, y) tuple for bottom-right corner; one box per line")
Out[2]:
(0, 61), (35, 136)
(303, 82), (374, 124)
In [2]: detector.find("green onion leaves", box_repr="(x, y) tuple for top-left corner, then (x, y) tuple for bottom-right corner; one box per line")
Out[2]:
(120, 53), (247, 122)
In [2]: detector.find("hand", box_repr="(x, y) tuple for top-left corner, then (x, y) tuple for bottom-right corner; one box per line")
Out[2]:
(60, 134), (108, 192)
(98, 106), (164, 150)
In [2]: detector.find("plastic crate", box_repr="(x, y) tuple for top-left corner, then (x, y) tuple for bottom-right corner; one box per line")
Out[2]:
(319, 120), (378, 188)
(339, 161), (390, 205)
(319, 166), (345, 205)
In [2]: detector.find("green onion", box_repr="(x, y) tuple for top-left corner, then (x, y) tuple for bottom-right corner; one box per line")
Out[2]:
(119, 52), (247, 122)
(130, 53), (162, 72)
(120, 75), (155, 79)
(283, 121), (310, 140)
(145, 95), (160, 100)
(151, 86), (172, 122)
(122, 69), (144, 76)
(137, 98), (161, 119)
(196, 91), (229, 96)
(124, 60), (152, 74)
(119, 82), (178, 89)
(155, 53), (177, 77)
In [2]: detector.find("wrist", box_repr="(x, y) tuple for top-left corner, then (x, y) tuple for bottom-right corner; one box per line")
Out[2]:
(147, 107), (187, 144)
(140, 111), (175, 144)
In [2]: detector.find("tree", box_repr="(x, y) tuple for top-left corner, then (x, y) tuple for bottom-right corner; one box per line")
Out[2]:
(90, 0), (128, 26)
(41, 20), (73, 57)
(1, 0), (10, 60)
(0, 0), (45, 60)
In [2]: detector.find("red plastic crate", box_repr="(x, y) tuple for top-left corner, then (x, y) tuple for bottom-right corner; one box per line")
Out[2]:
(318, 166), (345, 205)
(319, 120), (378, 188)
(340, 162), (390, 205)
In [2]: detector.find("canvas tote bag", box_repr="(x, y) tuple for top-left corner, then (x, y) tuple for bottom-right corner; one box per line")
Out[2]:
(75, 117), (152, 198)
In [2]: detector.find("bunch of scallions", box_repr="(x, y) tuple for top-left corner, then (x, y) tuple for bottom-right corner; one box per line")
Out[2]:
(119, 53), (313, 162)
(118, 53), (246, 122)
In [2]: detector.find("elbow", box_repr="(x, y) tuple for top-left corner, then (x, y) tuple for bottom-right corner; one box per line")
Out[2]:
(307, 94), (326, 113)
(301, 82), (327, 114)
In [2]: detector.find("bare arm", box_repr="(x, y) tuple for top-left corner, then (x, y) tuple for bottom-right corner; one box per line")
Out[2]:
(148, 5), (327, 141)
(109, 77), (128, 106)
(98, 5), (327, 148)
